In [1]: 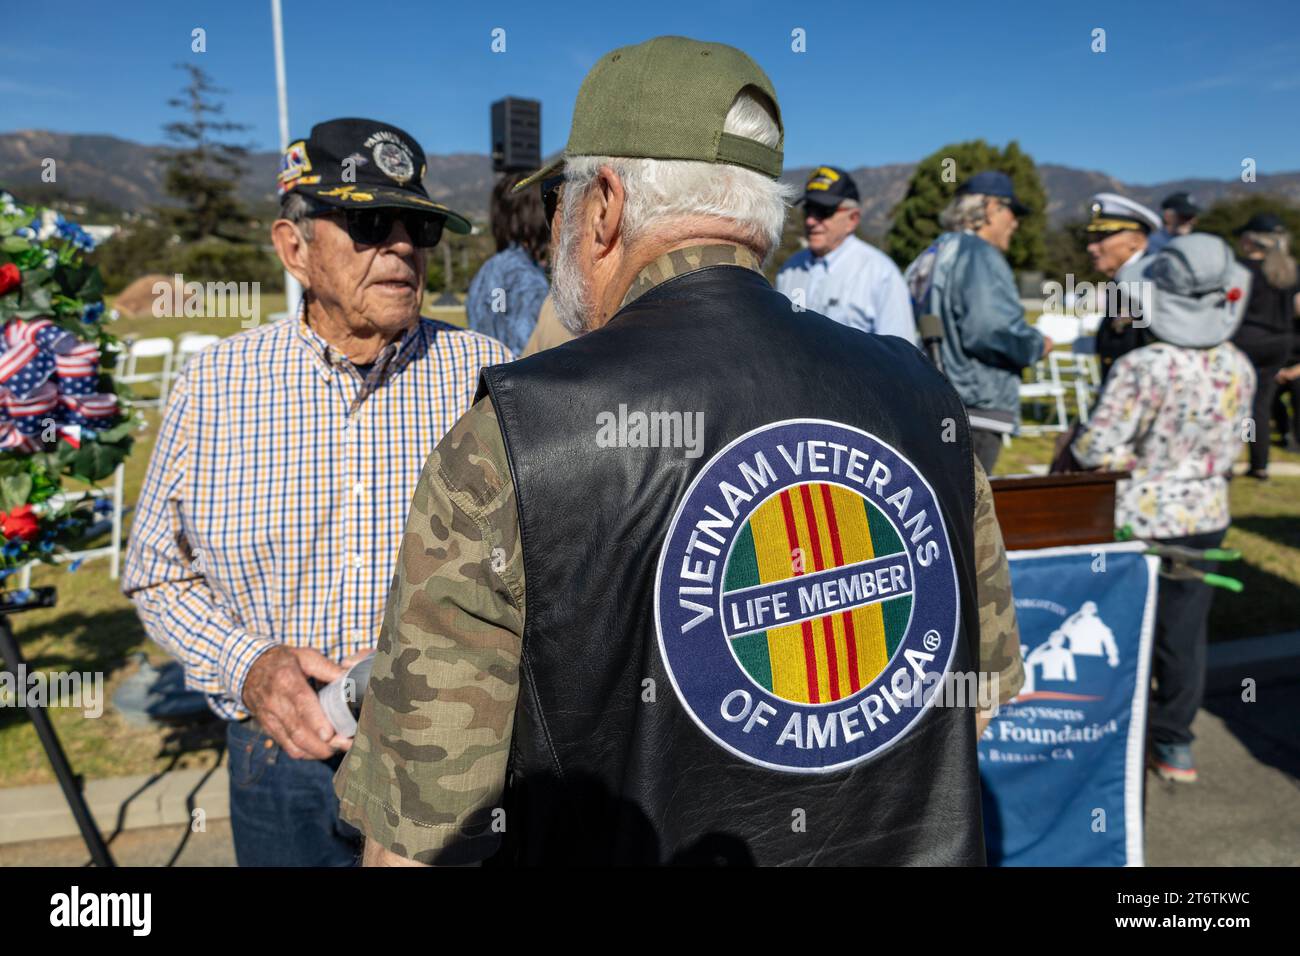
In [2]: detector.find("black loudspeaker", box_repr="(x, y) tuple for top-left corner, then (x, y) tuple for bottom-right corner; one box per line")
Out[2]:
(491, 97), (541, 173)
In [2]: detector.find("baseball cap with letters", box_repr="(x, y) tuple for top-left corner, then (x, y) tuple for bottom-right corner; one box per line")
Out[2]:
(802, 166), (859, 210)
(515, 36), (783, 190)
(277, 117), (472, 234)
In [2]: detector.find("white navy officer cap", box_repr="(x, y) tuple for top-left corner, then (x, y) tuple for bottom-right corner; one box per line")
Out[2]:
(1086, 192), (1162, 236)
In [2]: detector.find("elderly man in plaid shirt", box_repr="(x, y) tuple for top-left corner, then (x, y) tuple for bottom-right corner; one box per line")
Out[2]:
(123, 118), (511, 866)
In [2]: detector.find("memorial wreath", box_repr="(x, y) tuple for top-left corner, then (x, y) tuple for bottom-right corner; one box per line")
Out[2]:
(0, 192), (136, 574)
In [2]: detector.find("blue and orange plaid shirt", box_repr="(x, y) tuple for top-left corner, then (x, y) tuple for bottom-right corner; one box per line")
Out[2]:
(122, 308), (512, 719)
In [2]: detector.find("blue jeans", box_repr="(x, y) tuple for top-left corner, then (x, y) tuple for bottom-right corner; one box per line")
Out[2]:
(226, 718), (361, 867)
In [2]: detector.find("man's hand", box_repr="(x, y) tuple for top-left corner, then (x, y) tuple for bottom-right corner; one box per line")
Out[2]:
(362, 840), (432, 867)
(1040, 335), (1055, 358)
(243, 645), (351, 759)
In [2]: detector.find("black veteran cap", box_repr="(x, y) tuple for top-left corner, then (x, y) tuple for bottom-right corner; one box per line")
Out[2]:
(277, 118), (472, 234)
(803, 166), (859, 209)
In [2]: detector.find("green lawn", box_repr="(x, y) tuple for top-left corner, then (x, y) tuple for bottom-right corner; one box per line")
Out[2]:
(0, 313), (1296, 787)
(994, 433), (1300, 646)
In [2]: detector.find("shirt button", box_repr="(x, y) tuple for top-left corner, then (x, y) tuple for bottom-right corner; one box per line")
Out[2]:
(352, 481), (365, 498)
(350, 553), (364, 570)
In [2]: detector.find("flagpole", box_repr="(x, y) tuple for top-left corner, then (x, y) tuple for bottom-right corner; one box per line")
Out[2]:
(271, 0), (302, 318)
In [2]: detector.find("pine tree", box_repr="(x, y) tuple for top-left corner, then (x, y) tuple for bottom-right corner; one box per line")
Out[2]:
(886, 139), (1047, 272)
(160, 64), (251, 242)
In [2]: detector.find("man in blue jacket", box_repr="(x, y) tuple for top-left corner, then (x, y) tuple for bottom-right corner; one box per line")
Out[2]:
(905, 171), (1051, 471)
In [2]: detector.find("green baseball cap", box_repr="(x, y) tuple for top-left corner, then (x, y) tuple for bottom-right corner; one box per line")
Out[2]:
(515, 35), (783, 190)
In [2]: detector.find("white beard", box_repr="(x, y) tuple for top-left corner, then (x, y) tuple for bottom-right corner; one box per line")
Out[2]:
(550, 199), (594, 335)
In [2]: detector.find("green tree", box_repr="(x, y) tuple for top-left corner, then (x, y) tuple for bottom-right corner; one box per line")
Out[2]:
(160, 64), (251, 242)
(885, 139), (1047, 272)
(1042, 222), (1104, 288)
(86, 222), (172, 293)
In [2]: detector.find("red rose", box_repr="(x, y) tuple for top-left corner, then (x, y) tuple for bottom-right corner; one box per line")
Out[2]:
(0, 263), (20, 297)
(1, 505), (40, 542)
(1226, 287), (1243, 302)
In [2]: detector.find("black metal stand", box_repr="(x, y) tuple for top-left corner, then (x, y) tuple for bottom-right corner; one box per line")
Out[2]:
(0, 586), (115, 867)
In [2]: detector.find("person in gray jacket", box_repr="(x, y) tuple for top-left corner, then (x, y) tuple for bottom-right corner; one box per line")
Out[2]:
(905, 171), (1051, 471)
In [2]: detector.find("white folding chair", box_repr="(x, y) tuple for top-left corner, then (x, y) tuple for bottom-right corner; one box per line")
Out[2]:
(175, 333), (220, 371)
(1033, 312), (1082, 346)
(115, 337), (175, 407)
(1019, 358), (1070, 435)
(1049, 351), (1101, 422)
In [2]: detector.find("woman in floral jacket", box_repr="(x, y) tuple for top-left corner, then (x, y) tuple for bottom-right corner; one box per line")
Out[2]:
(1071, 234), (1255, 785)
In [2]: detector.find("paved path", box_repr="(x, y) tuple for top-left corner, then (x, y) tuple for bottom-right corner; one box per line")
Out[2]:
(0, 818), (235, 866)
(1145, 680), (1300, 866)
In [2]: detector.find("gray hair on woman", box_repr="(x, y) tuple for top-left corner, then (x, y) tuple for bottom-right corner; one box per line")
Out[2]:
(939, 193), (992, 233)
(1240, 228), (1298, 289)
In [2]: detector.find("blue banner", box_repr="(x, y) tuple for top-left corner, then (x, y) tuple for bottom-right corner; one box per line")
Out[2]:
(980, 543), (1158, 866)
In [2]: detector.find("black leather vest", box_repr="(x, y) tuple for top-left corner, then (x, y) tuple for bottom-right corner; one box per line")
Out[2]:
(478, 265), (985, 865)
(1096, 316), (1153, 384)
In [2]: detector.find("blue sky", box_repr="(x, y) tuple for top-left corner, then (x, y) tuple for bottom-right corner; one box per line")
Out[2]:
(3, 0), (1298, 183)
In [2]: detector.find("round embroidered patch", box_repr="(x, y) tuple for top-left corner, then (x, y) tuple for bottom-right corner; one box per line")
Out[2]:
(372, 141), (415, 184)
(654, 419), (960, 773)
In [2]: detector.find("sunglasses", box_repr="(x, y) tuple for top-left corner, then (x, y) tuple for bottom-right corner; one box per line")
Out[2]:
(541, 175), (565, 233)
(313, 206), (445, 248)
(804, 202), (849, 221)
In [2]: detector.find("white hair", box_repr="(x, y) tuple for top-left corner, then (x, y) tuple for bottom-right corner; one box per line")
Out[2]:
(550, 188), (591, 334)
(563, 90), (795, 260)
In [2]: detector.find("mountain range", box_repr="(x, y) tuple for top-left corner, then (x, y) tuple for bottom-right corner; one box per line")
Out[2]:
(3, 129), (1299, 235)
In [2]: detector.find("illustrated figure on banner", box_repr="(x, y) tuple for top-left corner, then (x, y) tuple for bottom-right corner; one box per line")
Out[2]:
(1019, 601), (1121, 697)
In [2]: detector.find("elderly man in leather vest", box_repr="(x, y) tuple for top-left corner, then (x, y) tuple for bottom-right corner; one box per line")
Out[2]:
(336, 36), (1026, 867)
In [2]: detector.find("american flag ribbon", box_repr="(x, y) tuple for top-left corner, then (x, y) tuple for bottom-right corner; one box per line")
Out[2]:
(0, 423), (41, 452)
(59, 392), (117, 426)
(0, 319), (84, 400)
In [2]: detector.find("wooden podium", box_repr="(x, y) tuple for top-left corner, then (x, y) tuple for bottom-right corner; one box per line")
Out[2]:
(987, 471), (1130, 551)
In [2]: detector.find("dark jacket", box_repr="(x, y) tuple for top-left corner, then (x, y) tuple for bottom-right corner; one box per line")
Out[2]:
(905, 232), (1044, 428)
(1232, 258), (1296, 366)
(479, 264), (985, 865)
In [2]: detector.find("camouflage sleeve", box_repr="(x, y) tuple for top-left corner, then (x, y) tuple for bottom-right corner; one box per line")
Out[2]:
(972, 457), (1025, 704)
(333, 397), (523, 865)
